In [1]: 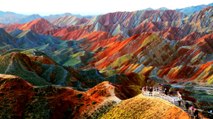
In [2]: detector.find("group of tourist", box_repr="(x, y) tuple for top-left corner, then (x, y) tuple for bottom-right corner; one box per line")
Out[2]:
(141, 86), (170, 96)
(141, 86), (160, 96)
(184, 102), (199, 119)
(141, 86), (199, 119)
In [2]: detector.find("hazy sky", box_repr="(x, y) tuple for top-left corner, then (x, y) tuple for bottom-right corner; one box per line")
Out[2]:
(0, 0), (212, 15)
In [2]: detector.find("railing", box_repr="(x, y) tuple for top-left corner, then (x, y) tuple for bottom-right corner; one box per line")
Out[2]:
(142, 90), (180, 104)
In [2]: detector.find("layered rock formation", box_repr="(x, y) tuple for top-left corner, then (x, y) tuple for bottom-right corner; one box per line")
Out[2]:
(0, 74), (120, 119)
(0, 4), (212, 119)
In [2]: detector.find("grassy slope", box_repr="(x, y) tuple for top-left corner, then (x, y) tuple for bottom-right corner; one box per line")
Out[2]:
(101, 94), (190, 119)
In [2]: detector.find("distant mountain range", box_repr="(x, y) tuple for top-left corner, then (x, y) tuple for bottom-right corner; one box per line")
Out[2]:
(177, 3), (213, 15)
(0, 12), (92, 24)
(0, 3), (212, 24)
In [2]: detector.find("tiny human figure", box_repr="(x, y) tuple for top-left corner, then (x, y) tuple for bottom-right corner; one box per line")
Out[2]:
(149, 87), (153, 96)
(177, 91), (182, 106)
(193, 108), (199, 119)
(143, 86), (146, 91)
(185, 101), (190, 111)
(164, 88), (169, 95)
(177, 91), (181, 98)
(151, 87), (153, 96)
(185, 102), (190, 111)
(141, 86), (146, 94)
(159, 86), (163, 93)
(189, 106), (195, 115)
(148, 87), (151, 96)
(156, 87), (159, 92)
(155, 87), (159, 95)
(178, 98), (182, 106)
